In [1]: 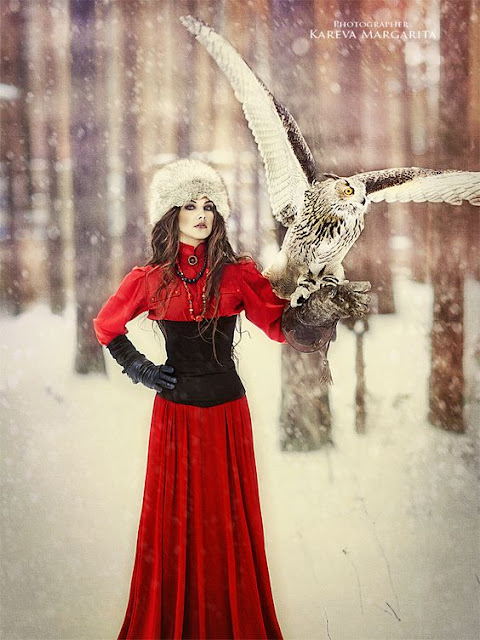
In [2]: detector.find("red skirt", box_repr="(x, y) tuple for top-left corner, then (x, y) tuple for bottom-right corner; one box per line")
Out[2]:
(118, 395), (283, 640)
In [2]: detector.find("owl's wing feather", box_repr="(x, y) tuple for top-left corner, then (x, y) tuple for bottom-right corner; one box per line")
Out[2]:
(180, 15), (313, 226)
(355, 167), (480, 206)
(270, 93), (317, 185)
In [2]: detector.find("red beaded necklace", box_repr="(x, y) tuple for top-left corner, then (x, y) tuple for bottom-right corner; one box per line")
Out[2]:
(175, 261), (210, 322)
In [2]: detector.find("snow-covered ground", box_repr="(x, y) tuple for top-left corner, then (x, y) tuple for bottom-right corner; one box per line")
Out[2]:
(1, 276), (479, 640)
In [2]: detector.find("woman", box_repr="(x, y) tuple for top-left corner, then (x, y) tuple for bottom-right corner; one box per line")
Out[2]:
(94, 158), (288, 639)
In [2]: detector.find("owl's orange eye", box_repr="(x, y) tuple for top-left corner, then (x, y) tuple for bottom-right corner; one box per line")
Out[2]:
(344, 187), (354, 196)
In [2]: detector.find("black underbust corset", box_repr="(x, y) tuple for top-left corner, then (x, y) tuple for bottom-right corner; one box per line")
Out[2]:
(157, 316), (245, 407)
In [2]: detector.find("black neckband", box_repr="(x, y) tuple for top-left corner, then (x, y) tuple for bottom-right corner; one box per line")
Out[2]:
(175, 253), (208, 284)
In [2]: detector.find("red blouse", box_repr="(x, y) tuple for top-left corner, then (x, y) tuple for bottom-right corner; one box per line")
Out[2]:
(93, 241), (289, 346)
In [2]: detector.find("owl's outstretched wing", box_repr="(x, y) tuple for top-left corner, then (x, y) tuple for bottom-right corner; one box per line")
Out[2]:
(180, 15), (315, 226)
(354, 167), (480, 206)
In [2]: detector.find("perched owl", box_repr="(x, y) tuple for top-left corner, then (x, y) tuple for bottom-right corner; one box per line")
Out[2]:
(181, 16), (480, 307)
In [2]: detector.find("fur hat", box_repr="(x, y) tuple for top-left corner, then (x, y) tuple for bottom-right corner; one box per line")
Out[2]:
(148, 159), (231, 223)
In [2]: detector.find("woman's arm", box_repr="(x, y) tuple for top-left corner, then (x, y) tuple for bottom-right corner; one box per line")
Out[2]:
(239, 259), (289, 342)
(93, 266), (177, 392)
(106, 335), (176, 391)
(93, 267), (150, 345)
(239, 259), (350, 352)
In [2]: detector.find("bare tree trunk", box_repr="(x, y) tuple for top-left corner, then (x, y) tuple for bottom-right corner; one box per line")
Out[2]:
(121, 0), (147, 272)
(405, 0), (437, 283)
(354, 319), (368, 434)
(282, 281), (371, 443)
(25, 0), (51, 301)
(190, 0), (215, 154)
(466, 0), (480, 281)
(334, 0), (363, 173)
(428, 0), (470, 432)
(353, 0), (394, 315)
(50, 0), (74, 300)
(333, 0), (373, 433)
(175, 0), (195, 156)
(45, 3), (66, 314)
(70, 0), (110, 374)
(139, 0), (178, 180)
(46, 120), (66, 314)
(406, 30), (430, 285)
(280, 350), (333, 450)
(247, 10), (268, 258)
(211, 0), (251, 255)
(2, 161), (25, 315)
(269, 0), (333, 450)
(0, 1), (31, 314)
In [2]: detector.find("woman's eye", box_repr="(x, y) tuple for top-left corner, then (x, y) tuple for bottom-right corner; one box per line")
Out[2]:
(204, 204), (214, 211)
(185, 204), (195, 210)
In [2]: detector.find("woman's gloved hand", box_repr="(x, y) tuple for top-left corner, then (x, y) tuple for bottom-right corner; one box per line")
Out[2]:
(282, 280), (371, 352)
(106, 335), (177, 393)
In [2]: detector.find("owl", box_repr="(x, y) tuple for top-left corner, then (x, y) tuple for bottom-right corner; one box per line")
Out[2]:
(181, 16), (480, 307)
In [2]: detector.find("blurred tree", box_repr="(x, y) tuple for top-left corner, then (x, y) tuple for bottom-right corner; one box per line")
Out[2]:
(428, 0), (471, 432)
(405, 0), (435, 283)
(213, 0), (250, 254)
(333, 0), (373, 434)
(190, 0), (215, 154)
(343, 0), (395, 316)
(175, 0), (195, 156)
(46, 119), (66, 314)
(230, 0), (260, 254)
(45, 1), (67, 314)
(270, 0), (333, 450)
(120, 0), (147, 272)
(25, 0), (50, 303)
(342, 316), (368, 434)
(139, 0), (178, 174)
(0, 1), (31, 314)
(70, 0), (110, 374)
(467, 0), (480, 281)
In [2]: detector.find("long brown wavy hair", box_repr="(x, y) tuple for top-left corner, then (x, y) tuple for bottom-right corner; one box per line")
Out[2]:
(147, 204), (244, 335)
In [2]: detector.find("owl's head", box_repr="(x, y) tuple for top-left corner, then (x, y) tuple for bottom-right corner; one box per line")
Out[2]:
(319, 174), (367, 206)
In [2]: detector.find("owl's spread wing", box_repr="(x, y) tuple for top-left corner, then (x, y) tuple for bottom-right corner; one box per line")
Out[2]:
(269, 94), (317, 185)
(180, 15), (313, 226)
(354, 167), (480, 206)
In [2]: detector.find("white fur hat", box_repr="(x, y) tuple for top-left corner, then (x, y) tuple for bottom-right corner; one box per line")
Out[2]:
(148, 159), (231, 223)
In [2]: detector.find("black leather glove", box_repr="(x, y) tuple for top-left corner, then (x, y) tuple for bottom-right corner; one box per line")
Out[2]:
(281, 281), (371, 353)
(106, 335), (177, 393)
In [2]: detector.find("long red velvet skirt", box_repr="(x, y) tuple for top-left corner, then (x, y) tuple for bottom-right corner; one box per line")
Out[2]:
(118, 394), (283, 639)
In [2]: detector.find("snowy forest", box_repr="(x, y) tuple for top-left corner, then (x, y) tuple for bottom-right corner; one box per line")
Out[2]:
(1, 0), (479, 639)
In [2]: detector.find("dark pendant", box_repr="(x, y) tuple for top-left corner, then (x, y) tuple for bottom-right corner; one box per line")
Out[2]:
(188, 255), (199, 266)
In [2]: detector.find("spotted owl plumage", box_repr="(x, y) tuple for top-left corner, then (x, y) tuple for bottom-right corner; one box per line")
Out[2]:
(269, 177), (368, 303)
(181, 16), (480, 306)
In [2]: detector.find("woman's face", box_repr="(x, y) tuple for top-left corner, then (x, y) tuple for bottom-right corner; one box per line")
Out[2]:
(178, 197), (215, 247)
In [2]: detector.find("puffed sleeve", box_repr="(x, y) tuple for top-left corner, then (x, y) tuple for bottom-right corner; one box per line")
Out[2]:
(93, 267), (150, 346)
(239, 259), (289, 343)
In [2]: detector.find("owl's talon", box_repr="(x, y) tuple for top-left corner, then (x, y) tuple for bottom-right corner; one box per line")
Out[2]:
(320, 275), (340, 288)
(291, 286), (311, 307)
